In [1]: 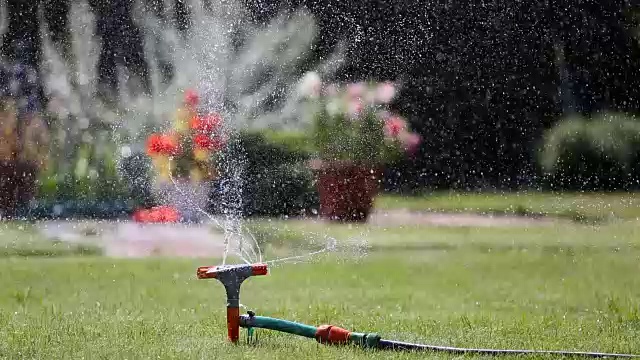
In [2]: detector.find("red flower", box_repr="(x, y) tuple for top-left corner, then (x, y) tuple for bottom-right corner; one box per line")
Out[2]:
(146, 134), (162, 155)
(384, 117), (407, 138)
(194, 133), (224, 151)
(133, 206), (180, 223)
(151, 206), (180, 223)
(190, 113), (222, 133)
(132, 208), (150, 223)
(146, 133), (179, 156)
(184, 89), (199, 107)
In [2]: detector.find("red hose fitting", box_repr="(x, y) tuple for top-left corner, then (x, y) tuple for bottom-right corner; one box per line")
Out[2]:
(315, 325), (351, 344)
(251, 263), (268, 276)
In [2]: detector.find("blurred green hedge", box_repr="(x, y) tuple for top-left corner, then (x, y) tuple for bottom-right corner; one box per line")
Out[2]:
(208, 130), (318, 217)
(23, 141), (137, 219)
(538, 112), (640, 190)
(26, 130), (317, 219)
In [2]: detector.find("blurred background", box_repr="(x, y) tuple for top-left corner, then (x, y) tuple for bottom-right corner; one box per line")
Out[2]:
(2, 0), (640, 221)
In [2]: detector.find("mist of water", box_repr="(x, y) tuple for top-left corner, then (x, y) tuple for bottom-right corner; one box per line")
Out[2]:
(36, 0), (359, 267)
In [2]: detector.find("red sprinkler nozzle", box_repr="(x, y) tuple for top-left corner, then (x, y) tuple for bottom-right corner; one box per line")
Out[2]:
(197, 263), (268, 343)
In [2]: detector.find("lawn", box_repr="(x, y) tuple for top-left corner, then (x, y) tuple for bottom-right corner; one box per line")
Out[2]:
(1, 217), (640, 359)
(376, 192), (640, 221)
(0, 222), (101, 258)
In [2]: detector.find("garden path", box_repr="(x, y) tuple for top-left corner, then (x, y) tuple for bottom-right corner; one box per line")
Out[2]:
(35, 209), (555, 258)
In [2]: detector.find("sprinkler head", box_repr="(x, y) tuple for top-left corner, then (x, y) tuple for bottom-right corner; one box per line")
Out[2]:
(197, 263), (268, 307)
(197, 263), (268, 343)
(197, 263), (268, 281)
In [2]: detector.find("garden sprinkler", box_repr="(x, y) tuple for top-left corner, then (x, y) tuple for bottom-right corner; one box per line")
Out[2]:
(197, 264), (639, 358)
(196, 263), (268, 342)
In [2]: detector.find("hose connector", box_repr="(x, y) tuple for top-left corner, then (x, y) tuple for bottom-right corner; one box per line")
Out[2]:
(315, 324), (382, 349)
(315, 325), (351, 344)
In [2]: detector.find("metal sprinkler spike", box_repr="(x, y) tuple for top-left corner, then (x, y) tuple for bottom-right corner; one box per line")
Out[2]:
(196, 263), (268, 343)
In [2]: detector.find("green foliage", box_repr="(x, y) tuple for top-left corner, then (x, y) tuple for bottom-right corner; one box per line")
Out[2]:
(26, 140), (148, 219)
(538, 112), (640, 190)
(37, 142), (130, 203)
(209, 130), (318, 217)
(297, 74), (420, 165)
(241, 162), (318, 217)
(30, 129), (316, 218)
(260, 129), (314, 157)
(310, 99), (406, 164)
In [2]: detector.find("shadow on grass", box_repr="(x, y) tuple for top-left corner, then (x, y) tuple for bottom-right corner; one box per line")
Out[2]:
(468, 207), (610, 225)
(402, 206), (611, 225)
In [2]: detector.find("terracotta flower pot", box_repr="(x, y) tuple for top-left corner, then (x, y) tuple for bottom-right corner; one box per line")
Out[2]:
(0, 160), (37, 217)
(311, 160), (382, 222)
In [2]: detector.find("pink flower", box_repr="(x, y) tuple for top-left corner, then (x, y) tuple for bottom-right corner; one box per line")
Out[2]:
(347, 99), (364, 117)
(400, 132), (422, 156)
(375, 82), (396, 104)
(184, 89), (199, 107)
(364, 88), (377, 104)
(347, 82), (366, 99)
(384, 116), (407, 138)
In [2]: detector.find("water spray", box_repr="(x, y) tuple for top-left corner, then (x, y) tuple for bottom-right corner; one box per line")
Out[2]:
(197, 262), (639, 358)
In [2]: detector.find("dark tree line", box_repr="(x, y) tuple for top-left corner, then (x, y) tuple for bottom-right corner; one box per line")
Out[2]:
(2, 0), (640, 190)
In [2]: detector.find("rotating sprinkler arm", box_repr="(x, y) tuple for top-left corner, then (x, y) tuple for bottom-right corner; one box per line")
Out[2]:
(196, 263), (268, 342)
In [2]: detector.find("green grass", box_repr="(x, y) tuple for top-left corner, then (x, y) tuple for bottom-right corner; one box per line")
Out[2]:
(376, 192), (640, 221)
(1, 219), (640, 358)
(0, 222), (101, 258)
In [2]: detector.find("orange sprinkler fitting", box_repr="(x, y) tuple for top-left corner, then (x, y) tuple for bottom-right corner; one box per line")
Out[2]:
(315, 325), (351, 344)
(196, 263), (268, 343)
(227, 307), (241, 342)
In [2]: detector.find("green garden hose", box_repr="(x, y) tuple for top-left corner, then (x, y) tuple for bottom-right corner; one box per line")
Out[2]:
(239, 313), (639, 358)
(241, 314), (318, 339)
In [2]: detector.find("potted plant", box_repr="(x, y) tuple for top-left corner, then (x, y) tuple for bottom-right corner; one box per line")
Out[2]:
(0, 97), (50, 218)
(298, 72), (421, 222)
(143, 89), (226, 222)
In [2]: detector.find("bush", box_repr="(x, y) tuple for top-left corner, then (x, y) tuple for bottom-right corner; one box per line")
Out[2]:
(208, 130), (318, 217)
(538, 112), (640, 190)
(26, 129), (318, 219)
(117, 152), (156, 208)
(259, 129), (313, 158)
(23, 145), (151, 219)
